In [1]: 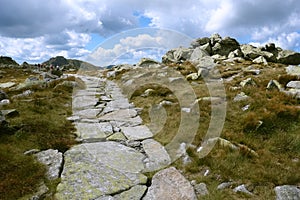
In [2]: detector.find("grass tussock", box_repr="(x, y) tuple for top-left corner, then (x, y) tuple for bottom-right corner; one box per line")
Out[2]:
(0, 68), (77, 199)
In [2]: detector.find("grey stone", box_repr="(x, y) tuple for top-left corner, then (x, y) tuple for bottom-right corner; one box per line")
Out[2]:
(233, 92), (249, 102)
(137, 58), (160, 67)
(267, 80), (282, 90)
(114, 185), (147, 200)
(189, 46), (210, 64)
(142, 139), (171, 172)
(0, 99), (10, 106)
(55, 142), (147, 199)
(277, 50), (300, 65)
(253, 56), (268, 65)
(0, 90), (8, 101)
(217, 182), (233, 190)
(11, 89), (33, 99)
(72, 95), (98, 110)
(275, 185), (300, 200)
(287, 81), (300, 89)
(143, 167), (197, 200)
(240, 78), (256, 87)
(73, 108), (102, 119)
(233, 184), (253, 195)
(98, 109), (138, 122)
(186, 73), (199, 81)
(0, 81), (16, 89)
(195, 56), (216, 70)
(23, 149), (40, 155)
(241, 44), (275, 61)
(121, 125), (153, 141)
(200, 43), (212, 55)
(1, 109), (19, 118)
(162, 47), (193, 63)
(107, 132), (127, 141)
(75, 122), (112, 142)
(191, 37), (210, 48)
(286, 65), (300, 76)
(212, 37), (240, 56)
(35, 149), (63, 180)
(194, 182), (209, 196)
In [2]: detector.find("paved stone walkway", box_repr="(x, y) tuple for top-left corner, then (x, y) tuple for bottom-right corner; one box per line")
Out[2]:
(55, 74), (172, 199)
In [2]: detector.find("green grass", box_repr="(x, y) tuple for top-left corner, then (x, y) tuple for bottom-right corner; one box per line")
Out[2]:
(0, 68), (78, 199)
(115, 61), (300, 199)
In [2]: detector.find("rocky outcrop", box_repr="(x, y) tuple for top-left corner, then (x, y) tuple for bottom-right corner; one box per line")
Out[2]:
(211, 36), (240, 56)
(277, 50), (300, 65)
(162, 47), (193, 63)
(162, 34), (300, 65)
(143, 167), (197, 200)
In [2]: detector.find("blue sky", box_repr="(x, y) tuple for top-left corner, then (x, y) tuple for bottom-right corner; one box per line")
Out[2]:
(0, 0), (299, 66)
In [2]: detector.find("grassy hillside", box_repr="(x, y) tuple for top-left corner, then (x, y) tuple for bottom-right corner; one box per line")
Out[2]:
(113, 60), (300, 199)
(0, 68), (79, 199)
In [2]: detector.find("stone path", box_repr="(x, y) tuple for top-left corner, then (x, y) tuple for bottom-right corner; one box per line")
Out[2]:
(54, 74), (180, 199)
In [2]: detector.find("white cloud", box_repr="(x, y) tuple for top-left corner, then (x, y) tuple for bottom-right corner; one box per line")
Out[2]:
(1, 0), (300, 63)
(0, 30), (91, 63)
(86, 28), (193, 66)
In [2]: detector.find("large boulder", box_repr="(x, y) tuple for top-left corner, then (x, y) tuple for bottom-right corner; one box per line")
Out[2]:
(190, 37), (210, 48)
(162, 47), (193, 63)
(143, 167), (197, 200)
(55, 142), (147, 199)
(241, 44), (276, 62)
(212, 36), (240, 57)
(189, 46), (210, 65)
(277, 50), (300, 65)
(274, 185), (300, 200)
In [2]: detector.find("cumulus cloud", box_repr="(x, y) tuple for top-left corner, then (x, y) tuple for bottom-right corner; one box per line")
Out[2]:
(0, 0), (300, 63)
(0, 30), (91, 63)
(86, 29), (192, 66)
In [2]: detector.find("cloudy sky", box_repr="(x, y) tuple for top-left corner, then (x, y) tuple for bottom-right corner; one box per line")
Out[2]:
(0, 0), (299, 66)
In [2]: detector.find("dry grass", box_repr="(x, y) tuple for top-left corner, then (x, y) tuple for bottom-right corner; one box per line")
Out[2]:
(116, 60), (300, 199)
(0, 68), (77, 199)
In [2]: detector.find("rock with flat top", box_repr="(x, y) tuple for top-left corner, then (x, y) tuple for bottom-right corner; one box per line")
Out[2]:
(274, 185), (300, 200)
(142, 139), (171, 172)
(35, 149), (63, 180)
(121, 125), (153, 141)
(55, 142), (147, 200)
(143, 167), (197, 200)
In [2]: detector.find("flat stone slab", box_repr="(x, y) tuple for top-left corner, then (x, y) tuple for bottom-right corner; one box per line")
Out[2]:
(73, 108), (102, 119)
(0, 82), (16, 88)
(142, 139), (171, 172)
(55, 142), (147, 199)
(143, 167), (197, 200)
(75, 122), (113, 142)
(274, 185), (300, 200)
(286, 81), (300, 89)
(35, 149), (63, 180)
(98, 109), (138, 121)
(107, 132), (127, 141)
(121, 125), (153, 141)
(114, 185), (147, 200)
(72, 95), (99, 109)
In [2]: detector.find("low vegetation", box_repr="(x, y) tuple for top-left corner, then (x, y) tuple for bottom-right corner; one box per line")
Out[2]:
(120, 60), (300, 199)
(0, 68), (78, 199)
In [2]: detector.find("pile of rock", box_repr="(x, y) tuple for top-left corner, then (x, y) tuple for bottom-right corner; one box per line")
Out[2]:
(162, 33), (300, 65)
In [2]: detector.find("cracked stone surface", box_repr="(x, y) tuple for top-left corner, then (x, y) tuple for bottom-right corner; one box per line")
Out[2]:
(55, 74), (177, 199)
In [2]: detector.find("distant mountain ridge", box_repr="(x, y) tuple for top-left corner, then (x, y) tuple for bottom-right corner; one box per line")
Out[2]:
(42, 56), (97, 69)
(0, 56), (19, 66)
